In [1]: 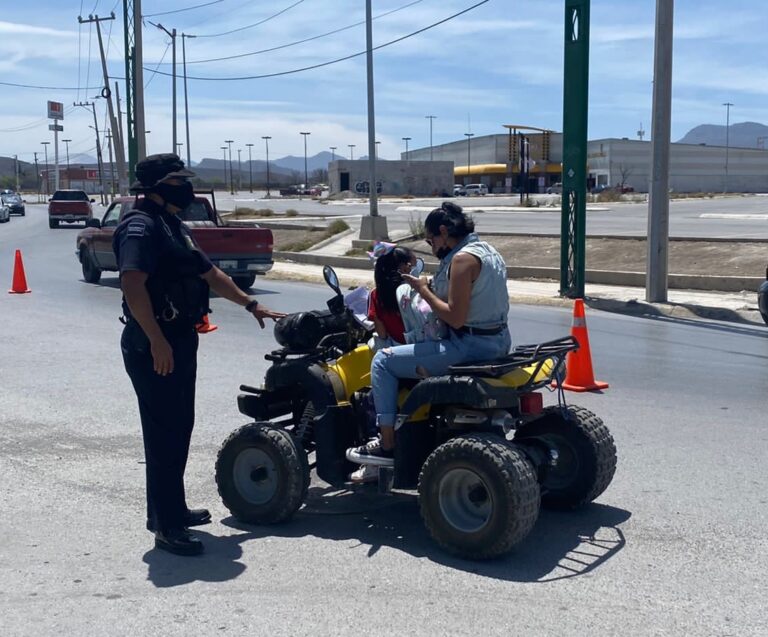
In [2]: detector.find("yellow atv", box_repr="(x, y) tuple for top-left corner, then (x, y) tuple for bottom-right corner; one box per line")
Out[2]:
(215, 266), (617, 560)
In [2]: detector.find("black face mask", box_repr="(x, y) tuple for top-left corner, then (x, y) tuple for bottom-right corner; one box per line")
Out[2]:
(435, 246), (451, 259)
(156, 181), (195, 211)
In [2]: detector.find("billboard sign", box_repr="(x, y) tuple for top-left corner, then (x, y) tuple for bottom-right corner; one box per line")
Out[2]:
(47, 101), (64, 120)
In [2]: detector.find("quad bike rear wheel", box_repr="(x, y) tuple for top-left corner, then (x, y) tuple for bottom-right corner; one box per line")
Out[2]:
(216, 422), (309, 524)
(418, 433), (540, 560)
(514, 405), (616, 510)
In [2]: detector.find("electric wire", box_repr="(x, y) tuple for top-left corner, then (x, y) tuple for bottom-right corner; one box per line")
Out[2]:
(143, 0), (224, 18)
(145, 0), (490, 81)
(144, 42), (172, 88)
(194, 0), (305, 38)
(176, 0), (425, 66)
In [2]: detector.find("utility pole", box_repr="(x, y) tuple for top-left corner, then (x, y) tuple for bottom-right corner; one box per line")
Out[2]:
(106, 129), (116, 199)
(245, 143), (254, 192)
(33, 152), (40, 202)
(153, 22), (177, 152)
(62, 139), (72, 188)
(123, 0), (146, 182)
(220, 146), (228, 191)
(646, 0), (674, 303)
(425, 115), (436, 160)
(79, 12), (128, 194)
(13, 155), (20, 191)
(330, 146), (337, 161)
(40, 142), (50, 198)
(348, 144), (355, 160)
(75, 101), (108, 205)
(402, 137), (411, 160)
(181, 33), (196, 168)
(262, 136), (271, 197)
(225, 139), (234, 194)
(723, 101), (733, 193)
(360, 0), (386, 241)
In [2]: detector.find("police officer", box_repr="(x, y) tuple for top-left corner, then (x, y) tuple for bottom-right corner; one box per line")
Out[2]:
(114, 153), (284, 556)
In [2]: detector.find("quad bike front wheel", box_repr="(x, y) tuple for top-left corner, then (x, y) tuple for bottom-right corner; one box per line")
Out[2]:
(514, 405), (617, 510)
(216, 422), (310, 524)
(418, 434), (540, 560)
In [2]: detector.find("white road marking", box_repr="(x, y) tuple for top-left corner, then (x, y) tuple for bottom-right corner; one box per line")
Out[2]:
(699, 213), (768, 220)
(394, 205), (610, 213)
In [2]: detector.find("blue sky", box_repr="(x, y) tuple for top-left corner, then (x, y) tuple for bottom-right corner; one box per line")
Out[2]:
(1, 0), (766, 165)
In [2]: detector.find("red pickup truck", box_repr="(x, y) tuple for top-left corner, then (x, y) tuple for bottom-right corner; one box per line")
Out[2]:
(75, 192), (273, 290)
(49, 189), (95, 228)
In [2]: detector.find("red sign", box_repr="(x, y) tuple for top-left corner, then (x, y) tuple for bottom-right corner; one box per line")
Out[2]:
(47, 100), (64, 121)
(86, 169), (98, 180)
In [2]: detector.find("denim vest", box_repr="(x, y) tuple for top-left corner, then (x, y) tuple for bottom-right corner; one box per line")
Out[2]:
(432, 233), (509, 329)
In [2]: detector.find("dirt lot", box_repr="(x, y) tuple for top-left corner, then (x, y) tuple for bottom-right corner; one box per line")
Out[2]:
(400, 236), (767, 277)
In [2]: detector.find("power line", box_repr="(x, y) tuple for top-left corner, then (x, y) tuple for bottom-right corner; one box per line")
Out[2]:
(145, 42), (172, 88)
(0, 106), (77, 132)
(173, 0), (425, 66)
(0, 81), (104, 90)
(145, 0), (489, 81)
(144, 0), (224, 18)
(195, 0), (306, 38)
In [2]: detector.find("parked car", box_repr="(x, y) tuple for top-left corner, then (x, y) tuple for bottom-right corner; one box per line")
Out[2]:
(546, 182), (563, 195)
(48, 189), (94, 228)
(1, 192), (25, 216)
(463, 183), (488, 196)
(0, 201), (9, 223)
(75, 192), (273, 290)
(453, 184), (465, 196)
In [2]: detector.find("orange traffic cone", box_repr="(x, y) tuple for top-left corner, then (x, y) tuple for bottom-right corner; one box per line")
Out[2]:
(195, 313), (218, 333)
(8, 249), (31, 294)
(556, 299), (608, 392)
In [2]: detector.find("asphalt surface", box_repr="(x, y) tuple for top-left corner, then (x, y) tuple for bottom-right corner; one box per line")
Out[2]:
(1, 205), (767, 635)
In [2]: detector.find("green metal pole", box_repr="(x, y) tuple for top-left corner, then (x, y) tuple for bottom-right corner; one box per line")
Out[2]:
(123, 0), (137, 183)
(560, 0), (590, 298)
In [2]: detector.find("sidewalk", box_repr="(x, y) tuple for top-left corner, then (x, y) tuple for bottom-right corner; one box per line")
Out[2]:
(267, 230), (766, 326)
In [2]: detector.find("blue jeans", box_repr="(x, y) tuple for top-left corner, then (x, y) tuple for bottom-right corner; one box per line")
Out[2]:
(371, 329), (511, 428)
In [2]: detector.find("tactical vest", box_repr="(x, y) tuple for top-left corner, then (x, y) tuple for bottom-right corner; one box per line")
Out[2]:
(121, 209), (211, 328)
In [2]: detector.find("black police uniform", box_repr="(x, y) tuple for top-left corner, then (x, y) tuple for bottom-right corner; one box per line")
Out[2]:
(113, 196), (213, 533)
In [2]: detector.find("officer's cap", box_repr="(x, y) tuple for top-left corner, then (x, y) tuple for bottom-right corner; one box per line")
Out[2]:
(130, 153), (195, 192)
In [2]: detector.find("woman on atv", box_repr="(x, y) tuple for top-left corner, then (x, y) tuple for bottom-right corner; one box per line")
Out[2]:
(347, 201), (511, 467)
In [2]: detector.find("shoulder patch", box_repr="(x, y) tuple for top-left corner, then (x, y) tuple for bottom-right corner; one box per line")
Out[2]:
(126, 221), (147, 237)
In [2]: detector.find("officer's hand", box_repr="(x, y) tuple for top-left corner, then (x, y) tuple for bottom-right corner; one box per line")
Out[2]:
(251, 306), (287, 329)
(150, 337), (174, 375)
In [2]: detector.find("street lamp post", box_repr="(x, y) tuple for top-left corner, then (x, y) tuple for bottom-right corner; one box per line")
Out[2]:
(402, 136), (411, 160)
(225, 139), (234, 194)
(300, 131), (311, 195)
(425, 115), (436, 160)
(262, 136), (271, 197)
(348, 144), (356, 160)
(723, 101), (733, 193)
(41, 142), (50, 198)
(237, 148), (242, 191)
(181, 32), (196, 168)
(220, 146), (228, 191)
(375, 141), (381, 159)
(176, 142), (183, 156)
(464, 132), (474, 181)
(62, 138), (72, 188)
(245, 143), (254, 193)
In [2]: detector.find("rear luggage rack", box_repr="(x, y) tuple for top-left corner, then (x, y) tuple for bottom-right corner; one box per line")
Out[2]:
(448, 335), (578, 379)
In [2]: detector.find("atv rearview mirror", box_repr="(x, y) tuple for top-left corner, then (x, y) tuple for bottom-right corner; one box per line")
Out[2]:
(323, 265), (341, 295)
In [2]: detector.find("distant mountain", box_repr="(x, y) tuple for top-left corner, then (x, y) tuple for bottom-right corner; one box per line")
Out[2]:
(677, 121), (768, 148)
(271, 151), (335, 173)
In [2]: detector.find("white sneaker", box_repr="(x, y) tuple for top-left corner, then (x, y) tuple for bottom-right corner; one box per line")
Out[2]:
(349, 464), (379, 484)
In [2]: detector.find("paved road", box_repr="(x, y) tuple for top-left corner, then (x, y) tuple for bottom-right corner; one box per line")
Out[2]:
(212, 191), (768, 239)
(1, 209), (767, 635)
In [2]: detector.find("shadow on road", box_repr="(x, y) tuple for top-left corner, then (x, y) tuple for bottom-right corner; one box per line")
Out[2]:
(219, 485), (631, 583)
(142, 529), (262, 588)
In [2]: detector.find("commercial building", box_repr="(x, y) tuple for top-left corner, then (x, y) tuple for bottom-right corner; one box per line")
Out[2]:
(403, 127), (768, 194)
(328, 159), (453, 197)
